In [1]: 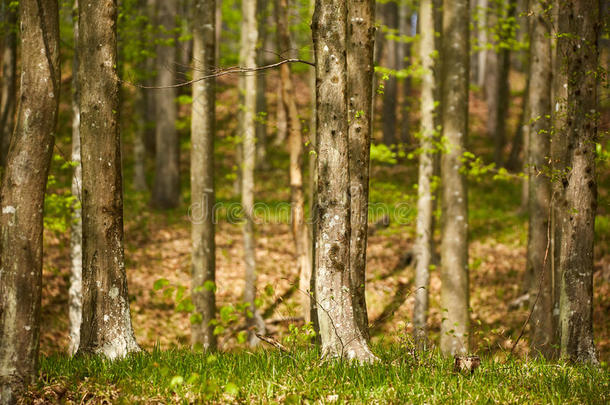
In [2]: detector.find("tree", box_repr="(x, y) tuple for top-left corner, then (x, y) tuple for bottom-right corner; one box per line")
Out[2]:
(556, 0), (600, 364)
(151, 0), (180, 209)
(381, 0), (399, 146)
(311, 0), (376, 362)
(525, 0), (556, 359)
(475, 0), (489, 87)
(240, 0), (265, 346)
(276, 0), (310, 323)
(0, 0), (17, 167)
(0, 0), (60, 400)
(76, 0), (140, 359)
(413, 0), (438, 350)
(347, 0), (375, 342)
(440, 0), (470, 357)
(69, 0), (83, 356)
(190, 0), (217, 351)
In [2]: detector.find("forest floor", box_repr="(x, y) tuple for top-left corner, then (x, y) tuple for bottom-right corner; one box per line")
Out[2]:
(32, 72), (610, 402)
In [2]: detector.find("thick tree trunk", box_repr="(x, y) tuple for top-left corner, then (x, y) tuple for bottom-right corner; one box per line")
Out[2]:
(276, 0), (309, 324)
(381, 1), (398, 146)
(0, 0), (16, 168)
(76, 0), (140, 359)
(69, 0), (83, 356)
(526, 0), (556, 359)
(440, 0), (470, 357)
(346, 0), (375, 343)
(0, 0), (59, 401)
(312, 0), (376, 362)
(556, 0), (600, 365)
(151, 0), (180, 209)
(240, 0), (265, 346)
(190, 0), (217, 351)
(413, 0), (438, 351)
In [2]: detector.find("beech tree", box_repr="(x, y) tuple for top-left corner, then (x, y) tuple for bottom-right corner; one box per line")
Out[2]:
(151, 0), (180, 209)
(312, 0), (376, 362)
(347, 0), (375, 341)
(413, 0), (439, 350)
(556, 0), (600, 365)
(190, 0), (217, 351)
(525, 0), (556, 358)
(440, 0), (470, 357)
(76, 0), (140, 359)
(0, 0), (60, 400)
(240, 0), (265, 346)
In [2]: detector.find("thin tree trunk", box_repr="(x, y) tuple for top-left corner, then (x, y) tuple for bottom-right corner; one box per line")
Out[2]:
(440, 0), (470, 357)
(133, 0), (150, 192)
(275, 85), (288, 145)
(151, 0), (180, 209)
(413, 0), (438, 351)
(255, 0), (268, 168)
(0, 0), (16, 167)
(76, 0), (140, 359)
(190, 0), (217, 351)
(312, 0), (376, 362)
(382, 1), (398, 146)
(0, 0), (59, 401)
(69, 0), (83, 356)
(276, 0), (309, 325)
(476, 0), (488, 87)
(526, 0), (555, 359)
(556, 0), (600, 365)
(240, 0), (265, 347)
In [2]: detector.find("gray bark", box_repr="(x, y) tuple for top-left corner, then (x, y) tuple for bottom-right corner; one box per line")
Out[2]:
(347, 0), (375, 342)
(151, 0), (180, 209)
(556, 0), (600, 365)
(69, 0), (83, 356)
(0, 0), (59, 401)
(476, 0), (488, 87)
(526, 0), (556, 359)
(240, 0), (265, 346)
(440, 0), (470, 357)
(190, 0), (217, 351)
(76, 0), (140, 359)
(413, 0), (438, 351)
(312, 0), (376, 362)
(381, 1), (398, 146)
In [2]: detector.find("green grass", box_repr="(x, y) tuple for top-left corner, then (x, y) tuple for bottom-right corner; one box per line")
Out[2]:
(33, 346), (608, 404)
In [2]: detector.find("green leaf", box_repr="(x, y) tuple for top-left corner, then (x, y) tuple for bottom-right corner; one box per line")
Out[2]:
(153, 278), (169, 291)
(224, 382), (239, 396)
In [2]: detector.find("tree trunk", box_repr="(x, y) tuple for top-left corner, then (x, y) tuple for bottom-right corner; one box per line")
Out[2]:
(312, 0), (376, 362)
(381, 1), (398, 146)
(440, 0), (469, 357)
(255, 0), (268, 169)
(151, 0), (180, 209)
(76, 0), (140, 359)
(69, 0), (83, 356)
(308, 0), (318, 329)
(0, 0), (59, 401)
(413, 0), (438, 351)
(526, 0), (555, 359)
(276, 0), (309, 325)
(398, 4), (412, 144)
(556, 0), (600, 365)
(240, 0), (265, 347)
(0, 0), (16, 167)
(476, 0), (488, 88)
(275, 85), (288, 145)
(190, 0), (217, 351)
(346, 0), (375, 343)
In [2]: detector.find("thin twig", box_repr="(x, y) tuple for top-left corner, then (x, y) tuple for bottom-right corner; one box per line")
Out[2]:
(120, 58), (315, 90)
